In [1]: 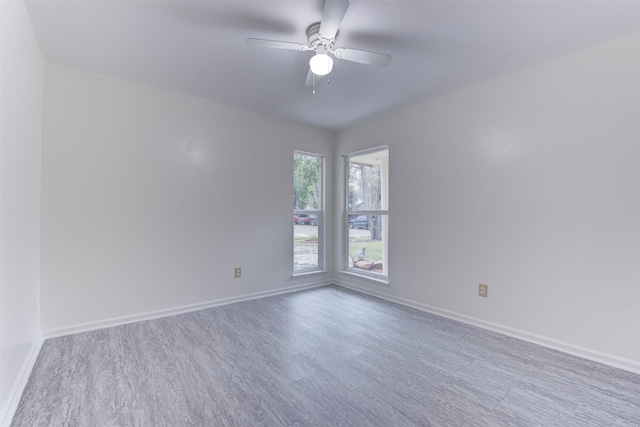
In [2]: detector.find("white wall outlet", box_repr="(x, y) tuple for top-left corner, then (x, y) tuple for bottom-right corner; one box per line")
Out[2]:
(479, 283), (488, 298)
(234, 267), (241, 278)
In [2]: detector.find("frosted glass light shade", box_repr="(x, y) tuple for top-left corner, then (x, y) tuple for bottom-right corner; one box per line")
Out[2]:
(309, 53), (333, 76)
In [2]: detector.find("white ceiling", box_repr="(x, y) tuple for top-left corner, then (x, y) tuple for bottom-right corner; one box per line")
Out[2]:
(25, 0), (640, 130)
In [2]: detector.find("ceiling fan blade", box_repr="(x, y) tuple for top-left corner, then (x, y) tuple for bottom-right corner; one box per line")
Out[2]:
(246, 38), (309, 51)
(319, 0), (349, 40)
(305, 69), (314, 87)
(333, 48), (391, 67)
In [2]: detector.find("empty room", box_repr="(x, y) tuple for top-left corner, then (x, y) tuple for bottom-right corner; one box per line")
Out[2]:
(2, 0), (639, 425)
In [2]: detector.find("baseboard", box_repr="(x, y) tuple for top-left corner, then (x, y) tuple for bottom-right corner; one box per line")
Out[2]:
(335, 281), (640, 375)
(43, 280), (330, 339)
(0, 337), (44, 427)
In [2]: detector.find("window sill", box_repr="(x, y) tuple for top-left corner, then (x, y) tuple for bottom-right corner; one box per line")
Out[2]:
(293, 269), (328, 278)
(339, 270), (390, 286)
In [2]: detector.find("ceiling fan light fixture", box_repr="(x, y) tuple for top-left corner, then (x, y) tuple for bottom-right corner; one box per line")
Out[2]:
(309, 53), (333, 76)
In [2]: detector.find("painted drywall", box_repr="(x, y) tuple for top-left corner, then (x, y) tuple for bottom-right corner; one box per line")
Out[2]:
(0, 0), (44, 421)
(40, 63), (334, 333)
(335, 33), (640, 366)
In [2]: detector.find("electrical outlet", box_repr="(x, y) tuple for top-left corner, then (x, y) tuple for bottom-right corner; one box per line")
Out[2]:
(234, 267), (242, 278)
(33, 299), (38, 314)
(478, 284), (488, 298)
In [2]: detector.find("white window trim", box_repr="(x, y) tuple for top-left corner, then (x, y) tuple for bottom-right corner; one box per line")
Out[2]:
(293, 151), (325, 275)
(343, 146), (389, 281)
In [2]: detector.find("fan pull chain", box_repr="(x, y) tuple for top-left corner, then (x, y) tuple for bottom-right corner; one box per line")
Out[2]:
(312, 73), (316, 95)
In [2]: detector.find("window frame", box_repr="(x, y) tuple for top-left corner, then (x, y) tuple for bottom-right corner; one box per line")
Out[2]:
(293, 150), (325, 275)
(343, 146), (389, 281)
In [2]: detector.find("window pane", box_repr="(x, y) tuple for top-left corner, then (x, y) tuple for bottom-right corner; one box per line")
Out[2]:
(294, 218), (318, 271)
(294, 153), (321, 211)
(348, 150), (388, 211)
(348, 214), (388, 275)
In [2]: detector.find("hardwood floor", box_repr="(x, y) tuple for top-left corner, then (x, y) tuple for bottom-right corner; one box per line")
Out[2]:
(12, 285), (640, 426)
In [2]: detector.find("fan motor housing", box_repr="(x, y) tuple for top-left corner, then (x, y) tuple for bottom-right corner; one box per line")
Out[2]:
(307, 22), (334, 48)
(307, 23), (321, 44)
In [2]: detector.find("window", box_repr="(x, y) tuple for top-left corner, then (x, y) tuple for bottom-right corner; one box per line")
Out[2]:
(345, 147), (389, 279)
(293, 151), (324, 273)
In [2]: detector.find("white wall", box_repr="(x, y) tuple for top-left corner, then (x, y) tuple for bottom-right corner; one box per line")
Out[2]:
(335, 33), (640, 368)
(40, 63), (334, 334)
(0, 0), (44, 422)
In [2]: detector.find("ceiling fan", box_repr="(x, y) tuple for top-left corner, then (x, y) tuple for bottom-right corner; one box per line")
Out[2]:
(246, 0), (391, 88)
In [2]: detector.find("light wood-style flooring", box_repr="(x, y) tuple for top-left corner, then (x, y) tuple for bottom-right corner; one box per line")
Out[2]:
(12, 285), (640, 426)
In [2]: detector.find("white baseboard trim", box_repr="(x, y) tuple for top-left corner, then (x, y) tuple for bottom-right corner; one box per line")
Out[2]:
(335, 281), (640, 375)
(43, 281), (330, 339)
(1, 337), (44, 427)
